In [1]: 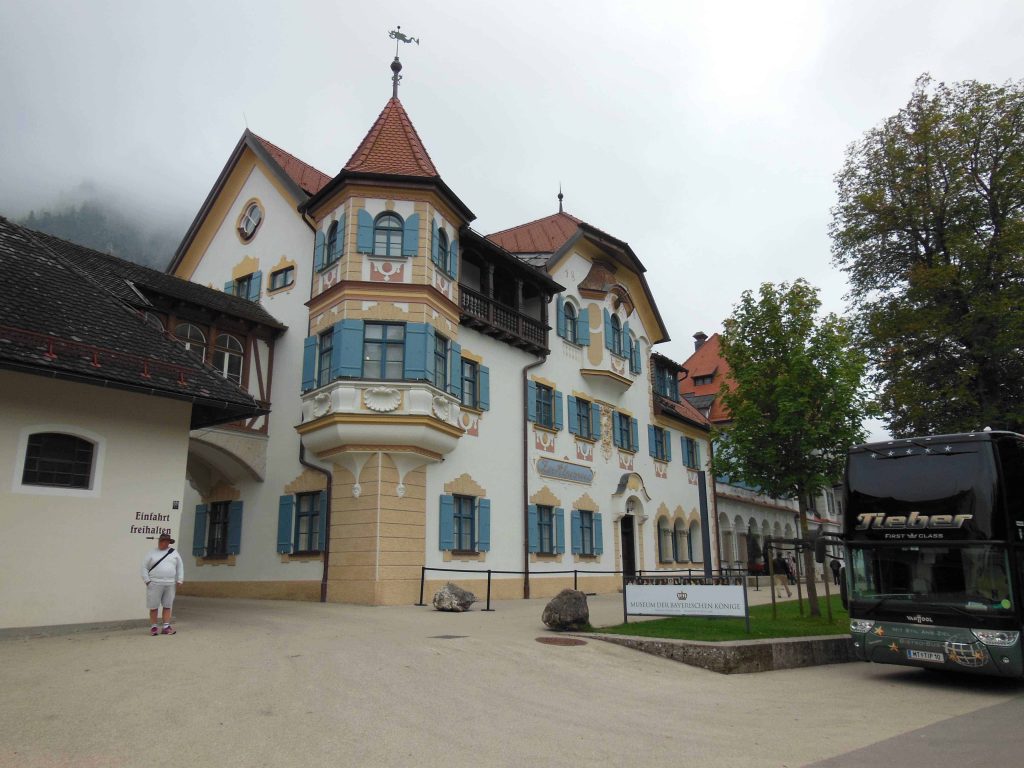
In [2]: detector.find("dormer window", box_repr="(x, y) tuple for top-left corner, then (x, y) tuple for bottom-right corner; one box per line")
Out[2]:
(654, 362), (679, 402)
(238, 202), (263, 241)
(692, 374), (714, 386)
(374, 213), (404, 257)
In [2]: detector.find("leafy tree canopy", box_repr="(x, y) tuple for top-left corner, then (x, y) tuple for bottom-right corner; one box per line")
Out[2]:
(831, 75), (1024, 437)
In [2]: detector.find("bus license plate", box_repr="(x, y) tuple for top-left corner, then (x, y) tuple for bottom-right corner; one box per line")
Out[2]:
(907, 650), (944, 663)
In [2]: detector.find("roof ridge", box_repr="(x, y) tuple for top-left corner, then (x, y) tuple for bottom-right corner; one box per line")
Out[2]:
(487, 210), (581, 238)
(248, 131), (332, 194)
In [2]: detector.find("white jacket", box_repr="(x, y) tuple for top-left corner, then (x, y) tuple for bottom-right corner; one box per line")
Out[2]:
(142, 548), (184, 585)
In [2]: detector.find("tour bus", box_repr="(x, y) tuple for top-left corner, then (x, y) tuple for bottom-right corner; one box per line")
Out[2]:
(844, 430), (1024, 677)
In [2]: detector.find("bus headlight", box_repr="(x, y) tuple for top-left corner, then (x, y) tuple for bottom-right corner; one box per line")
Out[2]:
(850, 619), (875, 633)
(971, 629), (1020, 647)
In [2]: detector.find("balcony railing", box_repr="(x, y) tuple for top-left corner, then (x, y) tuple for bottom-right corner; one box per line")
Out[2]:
(459, 285), (548, 353)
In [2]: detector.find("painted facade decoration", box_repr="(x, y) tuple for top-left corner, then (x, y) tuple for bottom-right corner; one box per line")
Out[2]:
(168, 75), (719, 606)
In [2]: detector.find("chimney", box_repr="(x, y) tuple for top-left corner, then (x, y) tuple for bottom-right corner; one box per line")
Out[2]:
(693, 331), (708, 351)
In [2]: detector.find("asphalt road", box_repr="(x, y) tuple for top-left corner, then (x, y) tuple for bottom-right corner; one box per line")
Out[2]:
(2, 593), (1022, 767)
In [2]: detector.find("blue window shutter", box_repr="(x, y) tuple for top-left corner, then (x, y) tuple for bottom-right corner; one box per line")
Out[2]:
(577, 312), (589, 346)
(301, 336), (317, 391)
(314, 230), (325, 271)
(648, 425), (657, 457)
(630, 418), (639, 452)
(431, 219), (439, 265)
(335, 319), (364, 378)
(681, 436), (689, 466)
(554, 390), (564, 431)
(249, 271), (262, 301)
(448, 238), (458, 278)
(603, 308), (613, 350)
(317, 492), (328, 551)
(594, 513), (604, 555)
(571, 509), (582, 554)
(556, 295), (566, 338)
(567, 395), (579, 435)
(613, 415), (622, 448)
(591, 402), (602, 439)
(227, 500), (243, 555)
(277, 495), (294, 554)
(479, 366), (490, 411)
(526, 380), (537, 422)
(192, 504), (207, 557)
(695, 441), (702, 468)
(477, 498), (491, 552)
(665, 429), (672, 462)
(402, 213), (420, 257)
(554, 507), (565, 554)
(623, 321), (631, 360)
(439, 495), (455, 551)
(449, 342), (462, 399)
(223, 281), (234, 296)
(356, 209), (374, 253)
(527, 504), (539, 553)
(403, 323), (432, 381)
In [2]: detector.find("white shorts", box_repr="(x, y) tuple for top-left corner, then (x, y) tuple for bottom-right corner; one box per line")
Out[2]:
(146, 582), (176, 610)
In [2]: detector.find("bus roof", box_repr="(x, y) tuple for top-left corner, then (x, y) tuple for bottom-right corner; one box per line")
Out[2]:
(850, 430), (1024, 454)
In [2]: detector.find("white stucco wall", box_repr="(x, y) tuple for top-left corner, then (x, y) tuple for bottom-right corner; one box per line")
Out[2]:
(0, 371), (191, 630)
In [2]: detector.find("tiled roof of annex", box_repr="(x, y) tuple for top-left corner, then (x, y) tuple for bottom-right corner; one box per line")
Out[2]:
(343, 97), (439, 177)
(679, 332), (733, 424)
(250, 132), (332, 196)
(487, 211), (583, 255)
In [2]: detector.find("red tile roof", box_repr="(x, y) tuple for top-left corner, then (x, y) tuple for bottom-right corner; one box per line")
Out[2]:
(679, 333), (733, 423)
(343, 97), (439, 177)
(250, 133), (332, 196)
(657, 393), (712, 429)
(487, 211), (582, 254)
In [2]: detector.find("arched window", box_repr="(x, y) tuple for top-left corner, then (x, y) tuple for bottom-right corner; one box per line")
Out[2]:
(657, 517), (673, 563)
(373, 213), (404, 257)
(434, 228), (449, 270)
(674, 520), (688, 563)
(610, 314), (622, 356)
(22, 432), (95, 489)
(325, 220), (341, 266)
(213, 334), (244, 385)
(689, 520), (703, 563)
(238, 202), (263, 241)
(175, 323), (206, 360)
(564, 303), (578, 344)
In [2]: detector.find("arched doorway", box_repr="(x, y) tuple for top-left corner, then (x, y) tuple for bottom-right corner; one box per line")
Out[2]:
(620, 496), (641, 578)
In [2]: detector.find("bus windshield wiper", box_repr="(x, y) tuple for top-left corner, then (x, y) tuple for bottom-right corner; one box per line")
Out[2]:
(860, 594), (913, 615)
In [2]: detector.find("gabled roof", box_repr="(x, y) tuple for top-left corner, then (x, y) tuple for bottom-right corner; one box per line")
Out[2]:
(679, 332), (733, 424)
(655, 393), (712, 432)
(170, 129), (330, 273)
(487, 209), (670, 343)
(32, 230), (285, 331)
(0, 219), (266, 429)
(343, 97), (439, 177)
(250, 133), (331, 196)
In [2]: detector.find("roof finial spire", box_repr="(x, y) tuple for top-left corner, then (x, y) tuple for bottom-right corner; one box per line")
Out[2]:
(558, 183), (564, 213)
(388, 26), (420, 99)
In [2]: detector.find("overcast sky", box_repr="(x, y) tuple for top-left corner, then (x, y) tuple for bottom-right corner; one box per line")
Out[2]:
(2, 0), (1021, 434)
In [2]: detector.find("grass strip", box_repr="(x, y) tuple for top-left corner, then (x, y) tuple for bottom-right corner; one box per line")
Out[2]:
(595, 595), (848, 642)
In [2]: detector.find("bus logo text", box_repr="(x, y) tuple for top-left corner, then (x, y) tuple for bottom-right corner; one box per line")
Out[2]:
(855, 512), (973, 531)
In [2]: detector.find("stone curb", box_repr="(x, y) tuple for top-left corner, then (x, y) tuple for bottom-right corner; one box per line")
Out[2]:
(579, 632), (855, 674)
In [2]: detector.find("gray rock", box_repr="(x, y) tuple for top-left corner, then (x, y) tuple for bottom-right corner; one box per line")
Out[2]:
(432, 582), (477, 612)
(542, 589), (590, 630)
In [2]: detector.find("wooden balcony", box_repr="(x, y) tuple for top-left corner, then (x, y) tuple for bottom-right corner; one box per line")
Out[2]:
(459, 284), (549, 355)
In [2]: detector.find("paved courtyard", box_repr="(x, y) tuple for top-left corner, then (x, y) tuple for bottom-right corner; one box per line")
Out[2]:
(2, 593), (1022, 767)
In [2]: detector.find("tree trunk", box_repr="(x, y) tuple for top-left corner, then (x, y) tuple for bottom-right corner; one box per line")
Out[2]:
(797, 490), (821, 617)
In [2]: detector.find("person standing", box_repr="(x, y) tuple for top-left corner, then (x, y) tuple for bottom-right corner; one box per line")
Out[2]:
(830, 557), (842, 586)
(142, 532), (184, 635)
(772, 553), (792, 598)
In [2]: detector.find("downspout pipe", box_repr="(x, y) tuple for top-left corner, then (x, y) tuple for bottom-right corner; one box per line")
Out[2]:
(708, 439), (724, 570)
(300, 443), (333, 603)
(522, 354), (547, 599)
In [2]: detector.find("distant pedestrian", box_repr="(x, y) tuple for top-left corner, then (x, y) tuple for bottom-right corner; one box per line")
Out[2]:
(830, 558), (842, 585)
(786, 555), (797, 585)
(142, 532), (184, 635)
(772, 554), (792, 598)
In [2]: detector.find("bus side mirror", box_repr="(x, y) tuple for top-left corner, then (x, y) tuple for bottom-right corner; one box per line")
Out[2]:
(814, 536), (827, 564)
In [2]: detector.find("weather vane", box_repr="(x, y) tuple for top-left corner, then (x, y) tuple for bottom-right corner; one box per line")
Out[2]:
(388, 26), (420, 98)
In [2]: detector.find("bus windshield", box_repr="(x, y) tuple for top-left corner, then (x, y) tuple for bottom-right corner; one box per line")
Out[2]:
(849, 544), (1014, 614)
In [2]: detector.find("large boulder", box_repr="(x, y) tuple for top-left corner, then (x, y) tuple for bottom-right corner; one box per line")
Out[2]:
(432, 582), (477, 612)
(542, 589), (590, 631)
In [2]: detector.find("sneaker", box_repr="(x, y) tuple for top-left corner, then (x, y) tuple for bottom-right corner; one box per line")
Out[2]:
(150, 626), (159, 636)
(161, 625), (176, 635)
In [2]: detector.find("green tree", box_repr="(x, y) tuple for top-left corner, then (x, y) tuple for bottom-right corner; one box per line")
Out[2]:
(715, 280), (869, 616)
(831, 74), (1024, 437)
